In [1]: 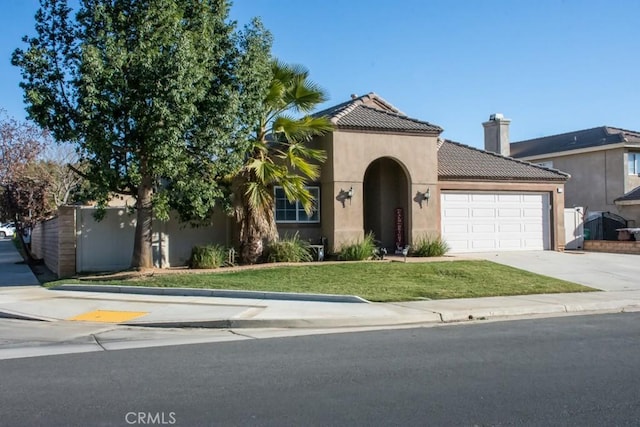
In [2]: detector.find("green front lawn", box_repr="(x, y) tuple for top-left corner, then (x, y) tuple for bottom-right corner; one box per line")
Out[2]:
(46, 260), (595, 302)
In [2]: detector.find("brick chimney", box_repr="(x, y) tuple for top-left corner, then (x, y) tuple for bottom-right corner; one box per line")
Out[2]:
(483, 113), (511, 157)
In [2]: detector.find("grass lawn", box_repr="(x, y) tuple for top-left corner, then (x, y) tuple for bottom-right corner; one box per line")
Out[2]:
(45, 260), (595, 302)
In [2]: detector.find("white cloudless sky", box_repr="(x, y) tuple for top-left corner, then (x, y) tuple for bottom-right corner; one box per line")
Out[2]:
(3, 0), (640, 147)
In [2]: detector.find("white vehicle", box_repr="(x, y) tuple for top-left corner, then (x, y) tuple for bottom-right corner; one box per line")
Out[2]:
(0, 223), (16, 239)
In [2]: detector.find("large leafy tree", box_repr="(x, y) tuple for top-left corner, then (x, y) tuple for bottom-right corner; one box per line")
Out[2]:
(0, 109), (50, 257)
(12, 0), (271, 269)
(233, 61), (333, 264)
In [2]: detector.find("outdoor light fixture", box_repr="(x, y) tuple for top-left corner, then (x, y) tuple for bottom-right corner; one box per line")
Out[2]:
(422, 188), (430, 201)
(347, 186), (354, 199)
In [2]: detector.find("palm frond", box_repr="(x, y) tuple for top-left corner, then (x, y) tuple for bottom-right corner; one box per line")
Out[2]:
(246, 157), (285, 185)
(272, 115), (333, 142)
(244, 180), (273, 211)
(280, 176), (316, 215)
(285, 80), (328, 113)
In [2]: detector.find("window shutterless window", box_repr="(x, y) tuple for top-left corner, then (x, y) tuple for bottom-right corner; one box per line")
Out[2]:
(629, 153), (639, 175)
(536, 160), (553, 168)
(274, 186), (320, 223)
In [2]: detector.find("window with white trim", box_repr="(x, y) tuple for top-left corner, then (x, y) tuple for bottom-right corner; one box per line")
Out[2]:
(536, 160), (553, 168)
(274, 186), (320, 223)
(629, 153), (640, 175)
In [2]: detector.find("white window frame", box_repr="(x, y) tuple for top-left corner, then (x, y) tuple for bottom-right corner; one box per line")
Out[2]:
(274, 186), (320, 223)
(629, 153), (640, 175)
(536, 160), (554, 169)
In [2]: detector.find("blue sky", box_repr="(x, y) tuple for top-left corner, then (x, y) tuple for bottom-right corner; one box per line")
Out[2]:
(2, 0), (640, 147)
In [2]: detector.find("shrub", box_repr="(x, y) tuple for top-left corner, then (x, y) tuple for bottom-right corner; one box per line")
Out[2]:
(267, 233), (312, 263)
(338, 232), (377, 261)
(410, 234), (450, 257)
(189, 245), (227, 269)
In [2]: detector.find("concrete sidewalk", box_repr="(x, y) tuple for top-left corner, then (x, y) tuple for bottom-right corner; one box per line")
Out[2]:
(2, 285), (640, 329)
(0, 238), (40, 287)
(1, 240), (640, 329)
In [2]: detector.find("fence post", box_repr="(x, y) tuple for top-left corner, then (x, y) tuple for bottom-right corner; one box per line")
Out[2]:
(56, 206), (77, 278)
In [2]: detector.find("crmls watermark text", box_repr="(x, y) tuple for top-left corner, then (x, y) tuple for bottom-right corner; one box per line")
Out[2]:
(125, 412), (176, 425)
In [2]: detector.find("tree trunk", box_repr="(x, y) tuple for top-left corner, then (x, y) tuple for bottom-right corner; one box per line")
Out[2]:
(240, 224), (263, 265)
(131, 172), (153, 270)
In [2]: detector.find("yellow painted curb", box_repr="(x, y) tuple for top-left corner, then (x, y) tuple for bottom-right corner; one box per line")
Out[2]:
(68, 310), (148, 323)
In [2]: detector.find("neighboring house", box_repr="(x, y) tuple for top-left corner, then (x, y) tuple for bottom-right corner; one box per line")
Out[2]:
(292, 93), (569, 253)
(510, 126), (640, 226)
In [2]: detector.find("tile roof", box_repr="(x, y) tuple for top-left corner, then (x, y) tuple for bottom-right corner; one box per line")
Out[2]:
(511, 126), (640, 158)
(438, 140), (570, 181)
(615, 185), (640, 203)
(313, 92), (442, 135)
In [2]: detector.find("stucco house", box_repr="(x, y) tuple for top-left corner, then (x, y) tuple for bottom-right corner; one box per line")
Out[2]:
(510, 126), (640, 226)
(32, 93), (572, 277)
(281, 93), (569, 253)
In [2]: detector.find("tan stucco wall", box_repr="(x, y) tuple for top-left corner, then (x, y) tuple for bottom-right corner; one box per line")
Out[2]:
(527, 149), (631, 216)
(438, 180), (566, 251)
(617, 205), (640, 227)
(321, 130), (440, 251)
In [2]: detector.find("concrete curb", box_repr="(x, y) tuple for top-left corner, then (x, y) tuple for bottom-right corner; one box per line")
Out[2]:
(123, 303), (640, 329)
(51, 284), (369, 304)
(0, 309), (51, 322)
(123, 316), (441, 329)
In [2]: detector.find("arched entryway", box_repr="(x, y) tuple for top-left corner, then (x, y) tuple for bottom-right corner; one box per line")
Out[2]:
(363, 157), (410, 251)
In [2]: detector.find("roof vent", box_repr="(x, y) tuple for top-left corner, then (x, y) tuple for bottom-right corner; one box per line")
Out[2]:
(350, 93), (358, 99)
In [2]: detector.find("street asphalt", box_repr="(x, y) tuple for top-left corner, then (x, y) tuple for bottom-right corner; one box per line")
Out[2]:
(1, 239), (640, 329)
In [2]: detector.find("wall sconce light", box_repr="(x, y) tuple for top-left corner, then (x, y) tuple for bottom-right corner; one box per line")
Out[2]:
(414, 188), (431, 209)
(337, 186), (354, 208)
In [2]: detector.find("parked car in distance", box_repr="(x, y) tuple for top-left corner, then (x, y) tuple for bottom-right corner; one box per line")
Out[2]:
(0, 222), (16, 239)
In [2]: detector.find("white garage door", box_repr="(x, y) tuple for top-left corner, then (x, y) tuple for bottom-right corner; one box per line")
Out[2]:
(441, 192), (550, 253)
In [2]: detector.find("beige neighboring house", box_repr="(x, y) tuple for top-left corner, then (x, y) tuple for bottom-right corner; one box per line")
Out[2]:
(285, 93), (569, 253)
(510, 126), (640, 226)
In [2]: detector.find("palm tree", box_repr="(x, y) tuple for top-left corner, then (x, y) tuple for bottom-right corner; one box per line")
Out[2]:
(233, 60), (333, 264)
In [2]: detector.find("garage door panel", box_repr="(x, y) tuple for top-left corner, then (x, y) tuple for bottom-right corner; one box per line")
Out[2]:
(443, 223), (468, 233)
(472, 224), (495, 233)
(523, 208), (543, 217)
(498, 223), (522, 233)
(498, 194), (522, 202)
(441, 192), (550, 253)
(472, 208), (496, 218)
(498, 208), (521, 217)
(443, 193), (470, 202)
(523, 194), (544, 202)
(471, 240), (497, 250)
(524, 239), (545, 249)
(447, 240), (470, 251)
(443, 208), (470, 218)
(498, 239), (523, 249)
(471, 194), (497, 202)
(524, 223), (543, 232)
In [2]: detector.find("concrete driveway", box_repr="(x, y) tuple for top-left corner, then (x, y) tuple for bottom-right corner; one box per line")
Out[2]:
(464, 251), (640, 292)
